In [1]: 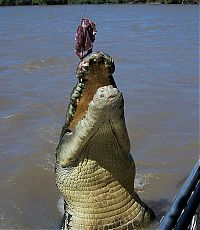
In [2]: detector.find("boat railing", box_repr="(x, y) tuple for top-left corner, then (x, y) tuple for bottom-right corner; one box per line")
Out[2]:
(158, 159), (200, 230)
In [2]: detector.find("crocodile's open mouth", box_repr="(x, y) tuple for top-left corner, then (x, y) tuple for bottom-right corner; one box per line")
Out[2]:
(60, 52), (116, 139)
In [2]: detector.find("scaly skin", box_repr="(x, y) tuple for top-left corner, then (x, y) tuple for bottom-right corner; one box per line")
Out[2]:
(55, 52), (155, 229)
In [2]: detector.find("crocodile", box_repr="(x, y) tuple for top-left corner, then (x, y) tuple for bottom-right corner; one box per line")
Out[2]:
(55, 52), (155, 230)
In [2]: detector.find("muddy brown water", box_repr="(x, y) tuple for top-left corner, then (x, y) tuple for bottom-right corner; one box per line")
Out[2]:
(0, 4), (199, 229)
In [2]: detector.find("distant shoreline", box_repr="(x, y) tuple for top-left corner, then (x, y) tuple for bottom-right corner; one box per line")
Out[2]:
(0, 0), (198, 6)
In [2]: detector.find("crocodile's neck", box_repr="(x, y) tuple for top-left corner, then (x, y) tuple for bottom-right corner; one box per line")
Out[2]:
(56, 122), (149, 229)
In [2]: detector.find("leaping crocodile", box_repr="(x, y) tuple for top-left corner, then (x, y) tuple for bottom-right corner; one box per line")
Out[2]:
(55, 52), (155, 229)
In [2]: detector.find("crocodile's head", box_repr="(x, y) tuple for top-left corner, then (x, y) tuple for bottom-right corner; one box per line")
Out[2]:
(60, 52), (116, 136)
(55, 52), (155, 229)
(56, 52), (126, 167)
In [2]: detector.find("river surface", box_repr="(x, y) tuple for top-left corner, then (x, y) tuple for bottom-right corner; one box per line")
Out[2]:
(0, 4), (199, 229)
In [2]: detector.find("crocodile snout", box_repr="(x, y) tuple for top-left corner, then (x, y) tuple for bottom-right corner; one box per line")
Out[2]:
(94, 85), (120, 102)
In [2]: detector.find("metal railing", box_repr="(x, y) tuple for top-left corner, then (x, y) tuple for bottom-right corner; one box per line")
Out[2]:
(158, 159), (200, 230)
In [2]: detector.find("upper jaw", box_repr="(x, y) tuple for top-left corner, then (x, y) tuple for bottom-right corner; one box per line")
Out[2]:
(76, 52), (115, 81)
(63, 52), (116, 132)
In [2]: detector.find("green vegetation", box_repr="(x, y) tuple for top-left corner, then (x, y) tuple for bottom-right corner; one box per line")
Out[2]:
(0, 0), (198, 6)
(69, 0), (198, 2)
(0, 0), (67, 5)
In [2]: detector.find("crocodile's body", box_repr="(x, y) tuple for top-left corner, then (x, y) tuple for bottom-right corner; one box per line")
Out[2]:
(55, 52), (155, 229)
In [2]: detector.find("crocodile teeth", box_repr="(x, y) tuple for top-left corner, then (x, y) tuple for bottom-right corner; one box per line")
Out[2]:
(76, 85), (82, 92)
(71, 91), (80, 99)
(78, 82), (85, 88)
